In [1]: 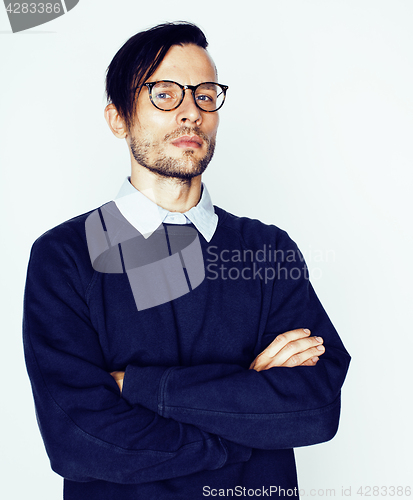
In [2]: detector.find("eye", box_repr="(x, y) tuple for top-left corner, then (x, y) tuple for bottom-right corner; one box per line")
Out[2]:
(196, 94), (214, 102)
(194, 84), (219, 108)
(155, 92), (172, 100)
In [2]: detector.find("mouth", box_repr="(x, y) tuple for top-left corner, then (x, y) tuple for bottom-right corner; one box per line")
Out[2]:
(171, 135), (203, 149)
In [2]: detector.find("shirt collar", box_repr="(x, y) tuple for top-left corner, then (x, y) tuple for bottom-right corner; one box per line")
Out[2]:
(114, 177), (218, 242)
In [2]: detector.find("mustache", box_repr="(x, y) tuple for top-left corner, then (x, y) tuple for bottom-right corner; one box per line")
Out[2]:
(163, 126), (210, 144)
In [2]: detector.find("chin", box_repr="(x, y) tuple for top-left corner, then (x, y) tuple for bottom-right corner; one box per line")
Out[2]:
(132, 138), (215, 180)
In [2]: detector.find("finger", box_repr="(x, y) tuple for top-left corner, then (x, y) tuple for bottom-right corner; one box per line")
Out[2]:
(300, 356), (319, 367)
(110, 372), (124, 392)
(282, 344), (325, 368)
(254, 344), (325, 371)
(253, 339), (324, 371)
(264, 329), (312, 358)
(266, 335), (324, 367)
(110, 371), (124, 381)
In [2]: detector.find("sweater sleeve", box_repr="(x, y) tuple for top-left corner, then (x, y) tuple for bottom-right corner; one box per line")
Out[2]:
(122, 230), (351, 450)
(23, 226), (251, 485)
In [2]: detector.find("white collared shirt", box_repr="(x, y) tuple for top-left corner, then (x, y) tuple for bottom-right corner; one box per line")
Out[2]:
(114, 177), (218, 242)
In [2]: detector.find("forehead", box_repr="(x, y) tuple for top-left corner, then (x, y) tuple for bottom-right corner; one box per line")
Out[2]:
(149, 44), (217, 84)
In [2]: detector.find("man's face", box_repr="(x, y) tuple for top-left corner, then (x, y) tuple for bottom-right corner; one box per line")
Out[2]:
(128, 44), (220, 180)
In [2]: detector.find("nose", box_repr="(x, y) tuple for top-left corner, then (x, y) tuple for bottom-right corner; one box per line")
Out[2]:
(176, 88), (202, 125)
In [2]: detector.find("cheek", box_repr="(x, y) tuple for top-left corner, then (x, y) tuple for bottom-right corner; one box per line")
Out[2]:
(134, 99), (172, 135)
(145, 114), (178, 141)
(131, 118), (168, 143)
(207, 114), (219, 139)
(147, 109), (170, 126)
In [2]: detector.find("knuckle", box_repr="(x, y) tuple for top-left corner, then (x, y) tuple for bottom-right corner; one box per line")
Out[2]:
(257, 350), (269, 361)
(275, 333), (286, 343)
(289, 354), (300, 366)
(253, 356), (262, 366)
(283, 342), (295, 352)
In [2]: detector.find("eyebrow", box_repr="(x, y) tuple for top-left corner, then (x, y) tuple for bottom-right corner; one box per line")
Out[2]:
(198, 83), (218, 91)
(154, 81), (219, 90)
(156, 81), (177, 88)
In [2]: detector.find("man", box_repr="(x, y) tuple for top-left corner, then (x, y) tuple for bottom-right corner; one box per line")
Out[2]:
(23, 22), (350, 499)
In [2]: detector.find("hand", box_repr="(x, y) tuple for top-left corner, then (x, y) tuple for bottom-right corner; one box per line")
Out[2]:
(249, 329), (325, 372)
(110, 371), (125, 393)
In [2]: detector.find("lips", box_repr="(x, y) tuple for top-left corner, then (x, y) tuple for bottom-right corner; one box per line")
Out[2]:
(171, 135), (203, 148)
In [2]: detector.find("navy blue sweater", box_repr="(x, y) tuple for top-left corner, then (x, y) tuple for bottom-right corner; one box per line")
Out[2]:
(23, 205), (350, 499)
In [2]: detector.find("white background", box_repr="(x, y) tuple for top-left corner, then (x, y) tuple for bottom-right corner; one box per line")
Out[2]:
(1, 0), (412, 498)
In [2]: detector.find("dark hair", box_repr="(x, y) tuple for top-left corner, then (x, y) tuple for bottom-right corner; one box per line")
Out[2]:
(106, 22), (209, 130)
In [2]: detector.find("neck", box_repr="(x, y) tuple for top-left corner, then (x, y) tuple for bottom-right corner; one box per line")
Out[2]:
(130, 164), (202, 213)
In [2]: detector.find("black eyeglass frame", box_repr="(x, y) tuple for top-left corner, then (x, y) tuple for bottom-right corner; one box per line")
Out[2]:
(142, 80), (229, 112)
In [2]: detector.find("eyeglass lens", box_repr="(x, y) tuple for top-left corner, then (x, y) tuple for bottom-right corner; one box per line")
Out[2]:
(151, 82), (225, 111)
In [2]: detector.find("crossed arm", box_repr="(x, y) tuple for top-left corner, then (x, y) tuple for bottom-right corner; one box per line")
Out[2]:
(107, 327), (342, 451)
(24, 225), (350, 483)
(111, 328), (326, 392)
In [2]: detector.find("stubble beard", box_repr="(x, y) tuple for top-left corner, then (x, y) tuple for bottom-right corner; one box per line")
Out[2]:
(130, 126), (216, 181)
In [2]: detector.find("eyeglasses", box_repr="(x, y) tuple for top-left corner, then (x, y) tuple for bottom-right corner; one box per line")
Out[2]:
(142, 80), (228, 112)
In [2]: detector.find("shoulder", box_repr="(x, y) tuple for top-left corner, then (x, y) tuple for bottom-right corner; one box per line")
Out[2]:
(31, 200), (117, 248)
(32, 209), (93, 253)
(29, 203), (111, 274)
(213, 205), (298, 252)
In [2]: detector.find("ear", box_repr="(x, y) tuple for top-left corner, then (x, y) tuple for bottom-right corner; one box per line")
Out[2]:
(104, 103), (128, 139)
